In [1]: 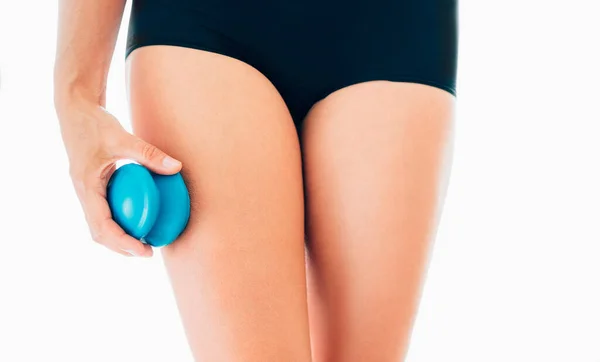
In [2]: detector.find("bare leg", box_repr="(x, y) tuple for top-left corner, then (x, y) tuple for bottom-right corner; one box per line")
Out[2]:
(302, 81), (455, 362)
(126, 46), (312, 362)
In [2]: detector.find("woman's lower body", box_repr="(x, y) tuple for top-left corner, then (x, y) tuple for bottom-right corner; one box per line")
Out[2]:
(125, 0), (458, 360)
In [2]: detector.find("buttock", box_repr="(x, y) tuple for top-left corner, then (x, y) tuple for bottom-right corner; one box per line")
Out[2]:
(126, 0), (458, 131)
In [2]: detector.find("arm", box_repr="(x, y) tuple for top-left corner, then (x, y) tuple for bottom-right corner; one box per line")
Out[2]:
(53, 0), (182, 257)
(54, 0), (126, 110)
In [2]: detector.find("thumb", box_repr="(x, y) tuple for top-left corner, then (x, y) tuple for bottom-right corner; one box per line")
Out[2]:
(126, 137), (182, 175)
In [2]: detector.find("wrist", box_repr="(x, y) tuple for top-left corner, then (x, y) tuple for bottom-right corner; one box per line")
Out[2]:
(54, 84), (105, 120)
(53, 69), (107, 118)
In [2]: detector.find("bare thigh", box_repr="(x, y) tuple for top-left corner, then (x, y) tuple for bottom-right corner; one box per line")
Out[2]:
(302, 81), (456, 362)
(126, 46), (312, 362)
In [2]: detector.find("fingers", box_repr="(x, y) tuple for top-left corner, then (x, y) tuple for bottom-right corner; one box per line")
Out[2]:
(121, 136), (182, 175)
(94, 216), (154, 258)
(80, 186), (153, 258)
(64, 106), (172, 258)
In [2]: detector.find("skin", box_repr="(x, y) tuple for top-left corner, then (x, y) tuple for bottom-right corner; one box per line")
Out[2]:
(126, 46), (312, 361)
(55, 1), (455, 361)
(54, 0), (180, 257)
(302, 81), (455, 361)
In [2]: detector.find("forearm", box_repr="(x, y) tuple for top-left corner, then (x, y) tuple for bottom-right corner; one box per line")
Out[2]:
(53, 0), (126, 115)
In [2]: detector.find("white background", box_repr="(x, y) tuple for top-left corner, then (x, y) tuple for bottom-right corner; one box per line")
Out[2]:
(1, 1), (599, 361)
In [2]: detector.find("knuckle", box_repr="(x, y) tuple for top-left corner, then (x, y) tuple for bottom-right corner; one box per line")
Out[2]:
(90, 221), (109, 245)
(68, 165), (83, 184)
(90, 230), (103, 244)
(71, 172), (94, 197)
(139, 141), (161, 161)
(69, 161), (106, 194)
(70, 175), (87, 197)
(71, 178), (85, 195)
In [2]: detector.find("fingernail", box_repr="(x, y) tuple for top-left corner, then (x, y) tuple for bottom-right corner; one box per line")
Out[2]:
(162, 156), (181, 168)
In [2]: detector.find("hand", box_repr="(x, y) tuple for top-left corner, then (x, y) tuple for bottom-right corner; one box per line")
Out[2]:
(57, 100), (182, 257)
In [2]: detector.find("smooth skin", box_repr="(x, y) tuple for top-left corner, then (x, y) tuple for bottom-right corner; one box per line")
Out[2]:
(54, 1), (455, 361)
(126, 46), (312, 361)
(54, 0), (180, 257)
(303, 81), (455, 361)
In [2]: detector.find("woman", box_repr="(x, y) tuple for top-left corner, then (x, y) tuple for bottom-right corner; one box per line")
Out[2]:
(54, 0), (458, 360)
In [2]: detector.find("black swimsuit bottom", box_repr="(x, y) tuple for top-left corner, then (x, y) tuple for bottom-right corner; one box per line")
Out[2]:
(126, 0), (458, 132)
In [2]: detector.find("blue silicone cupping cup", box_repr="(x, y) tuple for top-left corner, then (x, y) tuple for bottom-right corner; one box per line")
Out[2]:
(106, 163), (191, 247)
